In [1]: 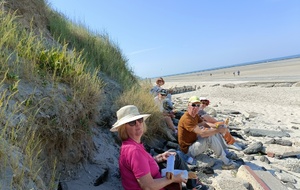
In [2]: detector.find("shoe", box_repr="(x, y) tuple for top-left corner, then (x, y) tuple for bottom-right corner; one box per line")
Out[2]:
(226, 151), (239, 160)
(186, 178), (208, 190)
(189, 166), (213, 175)
(187, 156), (197, 165)
(221, 161), (240, 170)
(227, 142), (242, 151)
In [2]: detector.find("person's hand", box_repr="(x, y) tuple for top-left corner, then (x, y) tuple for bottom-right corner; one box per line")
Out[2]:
(217, 125), (228, 134)
(161, 151), (176, 161)
(172, 172), (187, 184)
(170, 112), (175, 118)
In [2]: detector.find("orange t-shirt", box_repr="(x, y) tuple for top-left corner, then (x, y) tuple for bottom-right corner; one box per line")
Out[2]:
(178, 112), (203, 154)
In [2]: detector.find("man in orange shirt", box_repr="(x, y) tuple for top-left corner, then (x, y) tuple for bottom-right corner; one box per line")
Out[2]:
(198, 97), (244, 151)
(177, 96), (239, 170)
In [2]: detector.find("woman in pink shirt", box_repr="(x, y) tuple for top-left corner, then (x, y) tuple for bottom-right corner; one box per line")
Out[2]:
(110, 105), (187, 190)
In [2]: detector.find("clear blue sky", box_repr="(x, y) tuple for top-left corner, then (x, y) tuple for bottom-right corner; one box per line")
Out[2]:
(47, 0), (300, 78)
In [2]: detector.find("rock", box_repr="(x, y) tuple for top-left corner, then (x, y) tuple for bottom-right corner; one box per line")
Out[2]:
(245, 155), (255, 161)
(210, 84), (220, 87)
(245, 128), (290, 138)
(194, 154), (216, 168)
(260, 83), (275, 88)
(274, 83), (293, 87)
(262, 144), (300, 158)
(276, 158), (300, 173)
(259, 156), (270, 164)
(94, 168), (109, 186)
(57, 181), (68, 190)
(275, 171), (297, 184)
(292, 82), (300, 87)
(242, 111), (258, 119)
(274, 139), (293, 146)
(243, 142), (263, 154)
(222, 83), (235, 88)
(265, 138), (292, 146)
(237, 82), (258, 87)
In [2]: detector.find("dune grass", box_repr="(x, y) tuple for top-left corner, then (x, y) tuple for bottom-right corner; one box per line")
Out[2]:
(0, 4), (105, 189)
(47, 8), (138, 90)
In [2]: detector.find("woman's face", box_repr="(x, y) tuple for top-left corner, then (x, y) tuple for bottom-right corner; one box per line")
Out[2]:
(125, 118), (144, 141)
(200, 100), (210, 108)
(157, 81), (164, 86)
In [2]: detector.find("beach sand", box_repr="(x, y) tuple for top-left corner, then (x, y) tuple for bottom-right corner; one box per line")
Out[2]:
(162, 57), (300, 84)
(159, 58), (300, 189)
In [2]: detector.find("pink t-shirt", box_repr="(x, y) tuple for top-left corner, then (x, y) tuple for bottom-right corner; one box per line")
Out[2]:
(119, 138), (164, 190)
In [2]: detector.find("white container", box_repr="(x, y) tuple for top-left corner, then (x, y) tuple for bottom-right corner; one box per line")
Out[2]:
(161, 169), (188, 180)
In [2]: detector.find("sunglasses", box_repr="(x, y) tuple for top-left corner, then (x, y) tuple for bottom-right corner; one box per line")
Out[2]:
(201, 100), (210, 105)
(191, 103), (201, 107)
(127, 118), (144, 126)
(161, 94), (167, 96)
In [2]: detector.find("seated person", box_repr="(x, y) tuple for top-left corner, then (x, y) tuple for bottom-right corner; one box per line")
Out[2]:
(150, 77), (172, 101)
(198, 97), (244, 151)
(177, 96), (240, 170)
(110, 105), (205, 190)
(150, 77), (164, 97)
(154, 89), (177, 133)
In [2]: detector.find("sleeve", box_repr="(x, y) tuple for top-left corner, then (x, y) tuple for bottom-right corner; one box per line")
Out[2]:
(128, 149), (151, 179)
(182, 114), (204, 132)
(198, 109), (208, 117)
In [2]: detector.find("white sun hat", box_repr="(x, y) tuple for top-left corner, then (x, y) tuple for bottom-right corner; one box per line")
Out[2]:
(199, 97), (208, 101)
(110, 105), (150, 132)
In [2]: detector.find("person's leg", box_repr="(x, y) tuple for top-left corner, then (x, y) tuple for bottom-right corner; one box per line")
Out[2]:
(164, 116), (176, 131)
(208, 135), (231, 165)
(215, 133), (228, 149)
(167, 149), (189, 171)
(223, 131), (236, 145)
(188, 138), (208, 158)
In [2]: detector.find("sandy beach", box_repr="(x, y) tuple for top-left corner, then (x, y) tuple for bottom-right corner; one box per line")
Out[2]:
(162, 57), (300, 84)
(159, 58), (300, 189)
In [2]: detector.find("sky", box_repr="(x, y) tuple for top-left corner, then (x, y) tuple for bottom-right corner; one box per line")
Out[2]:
(47, 0), (300, 78)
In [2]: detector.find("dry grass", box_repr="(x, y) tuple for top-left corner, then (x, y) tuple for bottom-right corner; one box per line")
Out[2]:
(0, 3), (105, 189)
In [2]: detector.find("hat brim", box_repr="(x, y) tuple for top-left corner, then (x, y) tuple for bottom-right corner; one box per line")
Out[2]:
(199, 97), (208, 101)
(110, 114), (150, 132)
(189, 100), (201, 103)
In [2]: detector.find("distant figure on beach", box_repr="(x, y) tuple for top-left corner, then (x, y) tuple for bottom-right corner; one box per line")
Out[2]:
(210, 73), (212, 76)
(237, 70), (240, 76)
(233, 72), (235, 76)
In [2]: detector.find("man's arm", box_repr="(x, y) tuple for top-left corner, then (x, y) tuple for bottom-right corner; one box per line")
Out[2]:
(193, 121), (227, 138)
(202, 114), (219, 123)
